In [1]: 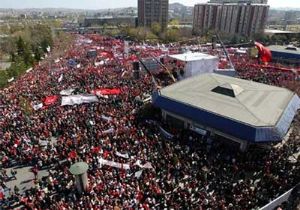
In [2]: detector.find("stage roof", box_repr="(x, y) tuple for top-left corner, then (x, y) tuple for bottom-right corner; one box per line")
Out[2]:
(153, 73), (300, 142)
(169, 52), (217, 62)
(268, 45), (300, 55)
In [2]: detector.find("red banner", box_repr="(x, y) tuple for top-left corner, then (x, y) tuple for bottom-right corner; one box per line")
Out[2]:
(91, 88), (121, 96)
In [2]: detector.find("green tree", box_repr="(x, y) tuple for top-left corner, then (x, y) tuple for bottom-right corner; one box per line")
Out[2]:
(23, 44), (34, 66)
(151, 22), (162, 36)
(16, 36), (25, 55)
(33, 47), (42, 61)
(41, 38), (50, 53)
(165, 28), (180, 43)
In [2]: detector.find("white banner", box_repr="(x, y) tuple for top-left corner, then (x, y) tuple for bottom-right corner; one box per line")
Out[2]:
(8, 77), (14, 83)
(102, 127), (115, 134)
(60, 89), (75, 96)
(58, 74), (63, 82)
(101, 115), (112, 122)
(33, 103), (43, 110)
(26, 68), (33, 73)
(95, 61), (104, 66)
(135, 170), (143, 178)
(98, 158), (130, 170)
(116, 152), (129, 159)
(61, 95), (98, 106)
(134, 160), (153, 169)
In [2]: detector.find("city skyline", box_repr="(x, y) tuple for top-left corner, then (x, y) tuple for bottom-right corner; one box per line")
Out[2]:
(0, 0), (299, 9)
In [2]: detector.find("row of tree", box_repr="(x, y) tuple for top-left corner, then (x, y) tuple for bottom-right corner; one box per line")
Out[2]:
(0, 24), (53, 87)
(119, 21), (193, 43)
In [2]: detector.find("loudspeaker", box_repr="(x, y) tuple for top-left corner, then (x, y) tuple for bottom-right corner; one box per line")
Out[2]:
(160, 57), (165, 64)
(212, 35), (217, 49)
(133, 70), (140, 79)
(133, 62), (139, 71)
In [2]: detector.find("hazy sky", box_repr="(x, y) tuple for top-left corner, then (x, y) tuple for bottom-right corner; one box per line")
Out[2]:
(0, 0), (299, 9)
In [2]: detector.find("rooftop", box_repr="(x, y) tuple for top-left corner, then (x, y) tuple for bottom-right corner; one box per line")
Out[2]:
(159, 73), (296, 127)
(268, 45), (300, 55)
(169, 52), (217, 62)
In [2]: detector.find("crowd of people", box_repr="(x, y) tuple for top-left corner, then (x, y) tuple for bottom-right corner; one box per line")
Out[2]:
(0, 34), (299, 209)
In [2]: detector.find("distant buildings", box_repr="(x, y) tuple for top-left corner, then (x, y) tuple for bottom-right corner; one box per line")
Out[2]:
(193, 1), (269, 36)
(138, 0), (169, 30)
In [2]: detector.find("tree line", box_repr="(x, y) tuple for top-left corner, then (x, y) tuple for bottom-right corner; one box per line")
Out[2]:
(0, 24), (53, 88)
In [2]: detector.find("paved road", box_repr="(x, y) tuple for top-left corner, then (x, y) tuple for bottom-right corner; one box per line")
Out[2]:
(3, 166), (50, 199)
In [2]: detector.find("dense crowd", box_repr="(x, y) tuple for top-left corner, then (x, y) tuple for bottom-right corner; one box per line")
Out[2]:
(0, 34), (299, 210)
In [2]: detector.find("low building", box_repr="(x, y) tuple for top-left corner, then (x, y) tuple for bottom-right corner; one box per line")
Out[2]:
(83, 16), (137, 27)
(268, 45), (300, 66)
(152, 73), (300, 150)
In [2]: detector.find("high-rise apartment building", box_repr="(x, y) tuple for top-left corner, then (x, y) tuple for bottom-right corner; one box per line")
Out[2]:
(138, 0), (169, 30)
(193, 2), (269, 36)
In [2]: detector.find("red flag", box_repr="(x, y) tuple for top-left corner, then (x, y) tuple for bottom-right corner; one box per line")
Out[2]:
(91, 146), (101, 154)
(14, 139), (21, 147)
(100, 51), (113, 58)
(103, 150), (110, 158)
(0, 192), (4, 200)
(43, 95), (59, 106)
(255, 42), (272, 63)
(68, 150), (77, 159)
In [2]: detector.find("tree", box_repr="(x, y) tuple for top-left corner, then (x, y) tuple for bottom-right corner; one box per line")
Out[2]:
(151, 22), (162, 36)
(169, 19), (180, 26)
(16, 36), (25, 55)
(41, 38), (50, 53)
(165, 28), (180, 43)
(0, 71), (8, 88)
(33, 47), (42, 62)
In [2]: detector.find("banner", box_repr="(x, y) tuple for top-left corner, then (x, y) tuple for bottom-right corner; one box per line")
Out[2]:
(60, 89), (75, 96)
(58, 74), (63, 82)
(102, 127), (115, 134)
(98, 158), (130, 170)
(7, 77), (14, 83)
(33, 103), (43, 111)
(91, 88), (121, 96)
(26, 68), (33, 73)
(101, 115), (112, 122)
(43, 95), (59, 106)
(134, 160), (153, 169)
(116, 152), (129, 159)
(159, 126), (174, 139)
(61, 95), (98, 106)
(135, 170), (143, 178)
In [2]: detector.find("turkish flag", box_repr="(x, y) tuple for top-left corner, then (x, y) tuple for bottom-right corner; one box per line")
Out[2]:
(0, 192), (4, 200)
(91, 146), (101, 154)
(255, 42), (272, 63)
(103, 150), (110, 158)
(43, 95), (59, 106)
(68, 150), (77, 159)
